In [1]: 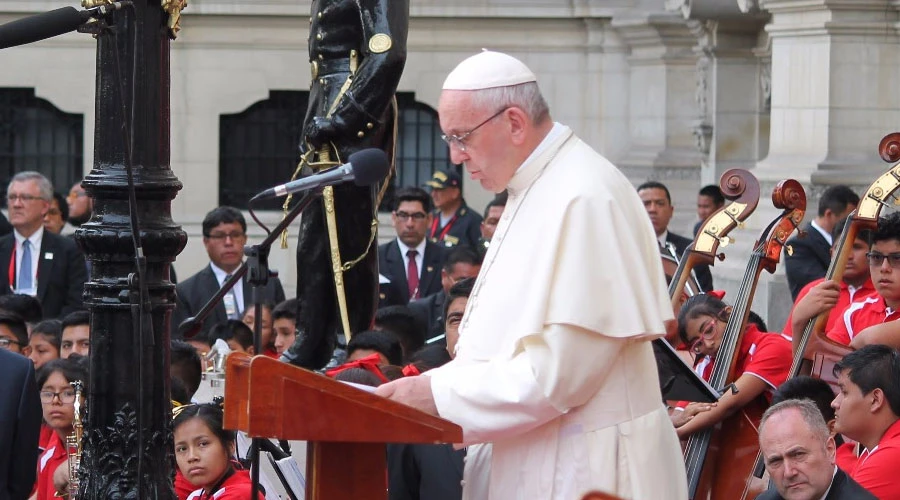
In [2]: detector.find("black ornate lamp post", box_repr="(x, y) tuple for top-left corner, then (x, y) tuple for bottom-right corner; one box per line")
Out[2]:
(75, 1), (186, 497)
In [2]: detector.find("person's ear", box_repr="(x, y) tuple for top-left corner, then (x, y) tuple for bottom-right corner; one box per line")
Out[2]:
(871, 388), (886, 413)
(247, 346), (255, 355)
(506, 107), (528, 145)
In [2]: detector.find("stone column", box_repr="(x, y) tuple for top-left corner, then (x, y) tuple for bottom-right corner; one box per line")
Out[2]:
(77, 1), (186, 497)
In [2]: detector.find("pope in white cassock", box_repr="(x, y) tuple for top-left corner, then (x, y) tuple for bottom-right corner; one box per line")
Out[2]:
(375, 51), (688, 500)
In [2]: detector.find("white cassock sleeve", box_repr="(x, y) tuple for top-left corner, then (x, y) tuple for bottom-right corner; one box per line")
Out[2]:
(428, 323), (627, 446)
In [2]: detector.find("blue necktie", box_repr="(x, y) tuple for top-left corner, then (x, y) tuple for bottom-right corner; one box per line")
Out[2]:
(19, 239), (32, 291)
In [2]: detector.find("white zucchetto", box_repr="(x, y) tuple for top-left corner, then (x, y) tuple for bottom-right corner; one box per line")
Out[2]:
(442, 50), (538, 91)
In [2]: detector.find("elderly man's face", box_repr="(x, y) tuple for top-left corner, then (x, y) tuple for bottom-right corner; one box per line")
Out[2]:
(760, 409), (836, 500)
(438, 90), (514, 193)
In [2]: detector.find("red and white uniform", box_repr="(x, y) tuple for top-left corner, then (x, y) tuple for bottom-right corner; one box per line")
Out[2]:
(782, 277), (877, 339)
(826, 295), (900, 346)
(185, 469), (265, 500)
(846, 419), (900, 499)
(35, 432), (67, 500)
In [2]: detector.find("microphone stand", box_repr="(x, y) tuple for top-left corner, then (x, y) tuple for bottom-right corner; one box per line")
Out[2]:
(178, 189), (321, 500)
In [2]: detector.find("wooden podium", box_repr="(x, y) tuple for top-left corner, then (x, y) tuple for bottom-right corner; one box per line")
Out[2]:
(224, 353), (463, 500)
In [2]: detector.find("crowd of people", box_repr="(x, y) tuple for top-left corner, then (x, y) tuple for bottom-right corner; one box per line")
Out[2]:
(5, 50), (900, 500)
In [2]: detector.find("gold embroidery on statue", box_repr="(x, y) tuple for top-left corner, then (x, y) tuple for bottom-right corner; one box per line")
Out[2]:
(368, 34), (392, 54)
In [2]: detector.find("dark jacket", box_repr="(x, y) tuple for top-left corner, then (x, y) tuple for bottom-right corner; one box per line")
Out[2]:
(667, 231), (713, 292)
(408, 291), (446, 345)
(388, 443), (464, 500)
(172, 264), (286, 339)
(0, 349), (41, 500)
(429, 202), (483, 250)
(378, 239), (444, 307)
(784, 221), (831, 300)
(0, 230), (87, 319)
(755, 467), (876, 500)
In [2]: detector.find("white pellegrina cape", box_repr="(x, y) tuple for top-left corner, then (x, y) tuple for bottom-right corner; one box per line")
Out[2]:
(428, 125), (688, 500)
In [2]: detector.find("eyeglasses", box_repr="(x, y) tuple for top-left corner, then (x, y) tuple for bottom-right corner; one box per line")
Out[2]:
(867, 252), (900, 268)
(206, 231), (246, 241)
(67, 191), (87, 200)
(689, 319), (718, 354)
(440, 107), (508, 152)
(40, 389), (77, 404)
(394, 211), (427, 221)
(7, 194), (44, 203)
(0, 338), (23, 350)
(46, 209), (61, 216)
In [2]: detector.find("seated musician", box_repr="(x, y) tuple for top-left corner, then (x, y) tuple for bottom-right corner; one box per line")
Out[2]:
(673, 294), (792, 439)
(825, 212), (900, 348)
(783, 218), (875, 348)
(830, 345), (900, 498)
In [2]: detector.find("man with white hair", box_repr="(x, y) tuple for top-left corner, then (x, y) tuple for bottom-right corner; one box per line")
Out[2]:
(757, 399), (875, 500)
(376, 51), (686, 499)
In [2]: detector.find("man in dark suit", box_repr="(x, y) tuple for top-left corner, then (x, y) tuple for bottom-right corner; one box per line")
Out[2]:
(379, 187), (445, 307)
(173, 206), (286, 340)
(637, 181), (712, 292)
(785, 185), (858, 300)
(0, 172), (87, 319)
(0, 348), (41, 500)
(407, 245), (481, 345)
(757, 398), (876, 500)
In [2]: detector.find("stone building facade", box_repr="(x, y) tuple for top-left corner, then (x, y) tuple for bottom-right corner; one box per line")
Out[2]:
(0, 0), (897, 328)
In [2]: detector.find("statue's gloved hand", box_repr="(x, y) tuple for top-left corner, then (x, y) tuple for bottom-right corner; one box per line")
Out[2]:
(304, 116), (341, 149)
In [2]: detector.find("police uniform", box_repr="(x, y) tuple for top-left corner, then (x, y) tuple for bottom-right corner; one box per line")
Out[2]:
(284, 0), (409, 369)
(426, 170), (483, 249)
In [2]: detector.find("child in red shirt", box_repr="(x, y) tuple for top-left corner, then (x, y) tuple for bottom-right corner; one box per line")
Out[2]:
(674, 294), (792, 439)
(173, 403), (264, 500)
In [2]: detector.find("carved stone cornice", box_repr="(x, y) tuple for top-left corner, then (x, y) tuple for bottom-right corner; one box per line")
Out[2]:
(666, 0), (746, 19)
(611, 13), (697, 64)
(764, 0), (898, 37)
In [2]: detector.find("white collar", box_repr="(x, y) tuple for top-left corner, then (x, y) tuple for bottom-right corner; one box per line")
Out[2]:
(811, 219), (833, 246)
(209, 261), (242, 281)
(657, 230), (670, 247)
(14, 226), (44, 247)
(818, 466), (838, 500)
(396, 237), (426, 257)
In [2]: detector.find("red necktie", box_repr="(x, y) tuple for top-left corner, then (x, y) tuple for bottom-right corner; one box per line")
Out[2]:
(407, 249), (419, 300)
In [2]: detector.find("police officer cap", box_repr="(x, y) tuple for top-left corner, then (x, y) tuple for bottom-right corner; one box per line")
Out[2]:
(426, 169), (461, 190)
(442, 50), (537, 91)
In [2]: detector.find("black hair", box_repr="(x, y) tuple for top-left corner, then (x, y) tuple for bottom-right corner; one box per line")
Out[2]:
(442, 245), (483, 273)
(52, 192), (69, 222)
(817, 185), (859, 218)
(747, 310), (767, 332)
(408, 344), (451, 372)
(832, 216), (873, 245)
(173, 403), (235, 451)
(374, 305), (424, 362)
(171, 376), (191, 407)
(346, 329), (403, 366)
(202, 206), (246, 237)
(443, 276), (476, 320)
(0, 293), (42, 324)
(636, 181), (672, 203)
(833, 344), (900, 416)
(32, 319), (62, 350)
(36, 356), (88, 391)
(393, 187), (432, 213)
(170, 340), (202, 399)
(333, 367), (383, 387)
(482, 191), (508, 219)
(208, 320), (255, 351)
(272, 298), (298, 322)
(771, 376), (839, 429)
(61, 310), (90, 331)
(698, 185), (725, 206)
(676, 294), (729, 345)
(873, 211), (900, 245)
(0, 311), (28, 345)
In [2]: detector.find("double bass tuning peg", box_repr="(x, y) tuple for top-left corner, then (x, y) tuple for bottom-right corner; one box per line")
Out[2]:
(716, 253), (725, 262)
(717, 236), (734, 247)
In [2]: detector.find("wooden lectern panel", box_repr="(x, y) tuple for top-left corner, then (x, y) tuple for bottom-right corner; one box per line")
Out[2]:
(224, 353), (462, 443)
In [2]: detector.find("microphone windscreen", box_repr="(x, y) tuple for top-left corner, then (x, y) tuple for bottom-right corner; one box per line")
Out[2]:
(349, 148), (390, 186)
(0, 7), (86, 50)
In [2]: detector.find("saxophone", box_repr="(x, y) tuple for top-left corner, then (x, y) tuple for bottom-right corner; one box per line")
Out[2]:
(64, 380), (84, 497)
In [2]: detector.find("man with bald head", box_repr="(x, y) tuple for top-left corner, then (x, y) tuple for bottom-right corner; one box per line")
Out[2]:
(376, 51), (685, 499)
(757, 399), (875, 500)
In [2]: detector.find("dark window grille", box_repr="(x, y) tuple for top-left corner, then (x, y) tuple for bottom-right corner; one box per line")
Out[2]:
(218, 91), (455, 211)
(0, 88), (84, 197)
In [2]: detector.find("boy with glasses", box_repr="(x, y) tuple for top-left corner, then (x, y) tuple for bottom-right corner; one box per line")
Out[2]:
(827, 211), (900, 347)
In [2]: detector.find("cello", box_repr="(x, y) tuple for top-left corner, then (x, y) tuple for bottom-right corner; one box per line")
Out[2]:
(683, 179), (806, 500)
(793, 133), (900, 382)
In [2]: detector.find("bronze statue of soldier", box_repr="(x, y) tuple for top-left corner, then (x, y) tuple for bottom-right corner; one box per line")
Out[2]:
(282, 0), (409, 369)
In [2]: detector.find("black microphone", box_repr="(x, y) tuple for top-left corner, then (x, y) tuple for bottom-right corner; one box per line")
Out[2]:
(251, 148), (390, 201)
(0, 2), (131, 50)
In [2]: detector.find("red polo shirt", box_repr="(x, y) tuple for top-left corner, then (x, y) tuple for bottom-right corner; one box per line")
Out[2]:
(782, 277), (877, 338)
(849, 418), (900, 499)
(184, 469), (265, 500)
(691, 324), (792, 403)
(826, 295), (900, 346)
(36, 432), (67, 500)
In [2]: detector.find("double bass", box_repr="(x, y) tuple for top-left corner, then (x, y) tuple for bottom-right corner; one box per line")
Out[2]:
(683, 180), (806, 500)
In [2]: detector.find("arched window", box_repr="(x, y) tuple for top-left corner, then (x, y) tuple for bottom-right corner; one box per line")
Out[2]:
(0, 88), (84, 195)
(218, 91), (455, 211)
